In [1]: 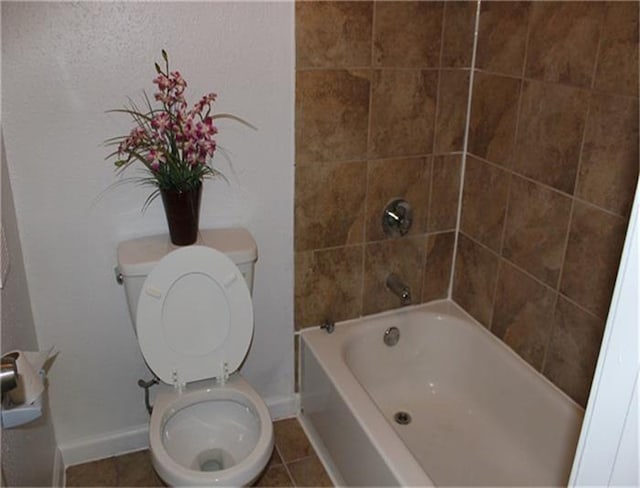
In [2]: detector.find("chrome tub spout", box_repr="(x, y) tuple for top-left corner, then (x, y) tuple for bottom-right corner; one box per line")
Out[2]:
(386, 273), (411, 305)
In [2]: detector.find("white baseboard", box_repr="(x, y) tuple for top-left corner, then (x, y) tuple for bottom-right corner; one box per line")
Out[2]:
(267, 393), (299, 420)
(58, 394), (298, 468)
(51, 447), (65, 488)
(59, 423), (149, 468)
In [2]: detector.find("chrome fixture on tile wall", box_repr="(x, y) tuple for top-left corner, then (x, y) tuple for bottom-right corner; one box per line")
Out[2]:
(382, 199), (413, 237)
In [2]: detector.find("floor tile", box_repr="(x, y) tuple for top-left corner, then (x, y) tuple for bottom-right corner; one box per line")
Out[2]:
(66, 458), (118, 487)
(268, 446), (284, 467)
(273, 418), (314, 463)
(287, 455), (333, 487)
(253, 465), (294, 487)
(65, 417), (332, 487)
(115, 450), (164, 487)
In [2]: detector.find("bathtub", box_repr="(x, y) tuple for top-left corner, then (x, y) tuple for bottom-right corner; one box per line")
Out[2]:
(299, 300), (584, 486)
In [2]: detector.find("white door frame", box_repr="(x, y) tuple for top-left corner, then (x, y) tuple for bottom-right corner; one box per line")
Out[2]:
(570, 183), (639, 486)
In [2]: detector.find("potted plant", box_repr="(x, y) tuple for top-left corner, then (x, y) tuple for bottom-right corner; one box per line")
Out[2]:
(106, 50), (249, 245)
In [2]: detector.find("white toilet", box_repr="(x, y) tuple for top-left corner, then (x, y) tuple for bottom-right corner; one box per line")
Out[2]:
(117, 228), (273, 487)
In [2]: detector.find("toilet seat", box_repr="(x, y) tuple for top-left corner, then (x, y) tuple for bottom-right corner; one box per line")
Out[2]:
(136, 245), (253, 385)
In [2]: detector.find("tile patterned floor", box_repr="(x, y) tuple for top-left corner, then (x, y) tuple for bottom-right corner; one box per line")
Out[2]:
(65, 417), (333, 487)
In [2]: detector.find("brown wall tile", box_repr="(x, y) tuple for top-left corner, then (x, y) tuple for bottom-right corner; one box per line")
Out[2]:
(373, 1), (443, 68)
(429, 154), (462, 232)
(295, 162), (366, 251)
(363, 236), (426, 314)
(460, 156), (510, 252)
(503, 177), (572, 287)
(560, 202), (627, 319)
(544, 297), (606, 407)
(594, 2), (640, 97)
(423, 232), (455, 302)
(578, 93), (639, 216)
(453, 233), (499, 327)
(514, 80), (589, 194)
(434, 69), (470, 153)
(467, 71), (521, 167)
(526, 2), (603, 87)
(365, 157), (431, 241)
(296, 70), (370, 164)
(492, 260), (555, 370)
(293, 1), (633, 409)
(369, 70), (438, 158)
(296, 1), (373, 69)
(441, 1), (477, 68)
(295, 246), (364, 329)
(476, 1), (530, 77)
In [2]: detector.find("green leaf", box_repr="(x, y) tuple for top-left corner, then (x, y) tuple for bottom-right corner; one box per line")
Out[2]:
(212, 113), (258, 131)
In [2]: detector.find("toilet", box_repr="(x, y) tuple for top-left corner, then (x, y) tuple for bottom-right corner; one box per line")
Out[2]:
(117, 228), (273, 486)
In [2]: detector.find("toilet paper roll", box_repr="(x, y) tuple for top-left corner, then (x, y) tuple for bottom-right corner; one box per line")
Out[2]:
(6, 347), (53, 405)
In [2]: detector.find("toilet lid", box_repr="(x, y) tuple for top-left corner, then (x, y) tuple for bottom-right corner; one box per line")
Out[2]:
(136, 245), (253, 385)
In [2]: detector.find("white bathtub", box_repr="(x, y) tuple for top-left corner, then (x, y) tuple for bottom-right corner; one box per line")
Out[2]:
(299, 300), (584, 486)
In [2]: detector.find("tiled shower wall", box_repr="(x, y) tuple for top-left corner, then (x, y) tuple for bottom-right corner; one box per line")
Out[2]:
(294, 1), (638, 407)
(453, 1), (638, 407)
(294, 1), (476, 327)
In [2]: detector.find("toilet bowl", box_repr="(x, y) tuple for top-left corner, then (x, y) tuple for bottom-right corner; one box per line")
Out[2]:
(117, 229), (273, 486)
(149, 376), (273, 487)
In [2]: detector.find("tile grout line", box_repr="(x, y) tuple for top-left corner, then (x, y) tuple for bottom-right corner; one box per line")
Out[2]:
(297, 150), (465, 168)
(468, 67), (636, 97)
(298, 229), (456, 256)
(274, 444), (297, 486)
(466, 152), (629, 221)
(447, 0), (481, 300)
(296, 66), (463, 73)
(459, 229), (606, 324)
(423, 3), (447, 303)
(488, 172), (512, 332)
(294, 68), (638, 102)
(358, 0), (377, 319)
(488, 4), (532, 332)
(541, 9), (607, 374)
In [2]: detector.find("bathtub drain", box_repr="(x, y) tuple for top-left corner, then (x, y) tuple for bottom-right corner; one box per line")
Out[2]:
(394, 411), (412, 425)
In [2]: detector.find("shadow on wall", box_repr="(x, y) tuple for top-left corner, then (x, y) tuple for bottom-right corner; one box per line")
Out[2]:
(1, 133), (59, 486)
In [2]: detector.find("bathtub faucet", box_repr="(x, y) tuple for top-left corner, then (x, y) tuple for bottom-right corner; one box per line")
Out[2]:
(386, 273), (411, 306)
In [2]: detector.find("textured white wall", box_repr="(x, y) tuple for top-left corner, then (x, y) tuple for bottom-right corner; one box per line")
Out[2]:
(2, 1), (294, 452)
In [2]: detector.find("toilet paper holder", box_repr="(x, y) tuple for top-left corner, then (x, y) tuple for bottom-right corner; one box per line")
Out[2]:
(1, 350), (51, 429)
(1, 353), (19, 398)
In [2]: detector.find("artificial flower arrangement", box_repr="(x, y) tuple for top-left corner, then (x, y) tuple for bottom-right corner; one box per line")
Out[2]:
(105, 50), (250, 244)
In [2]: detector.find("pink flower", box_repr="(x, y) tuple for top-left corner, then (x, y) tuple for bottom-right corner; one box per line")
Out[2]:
(170, 71), (187, 90)
(107, 51), (236, 193)
(147, 149), (165, 170)
(153, 74), (171, 91)
(202, 117), (217, 136)
(151, 113), (171, 132)
(154, 92), (170, 104)
(193, 93), (217, 113)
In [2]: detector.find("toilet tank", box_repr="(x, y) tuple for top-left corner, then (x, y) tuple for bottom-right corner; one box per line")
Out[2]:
(116, 227), (257, 327)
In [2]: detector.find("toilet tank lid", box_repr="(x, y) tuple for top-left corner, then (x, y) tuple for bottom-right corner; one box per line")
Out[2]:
(117, 227), (257, 276)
